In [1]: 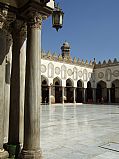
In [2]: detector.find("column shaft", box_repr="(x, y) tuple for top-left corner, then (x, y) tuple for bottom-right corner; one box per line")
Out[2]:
(73, 87), (76, 103)
(93, 88), (96, 103)
(108, 88), (111, 103)
(49, 86), (51, 105)
(83, 88), (86, 103)
(21, 14), (42, 159)
(0, 29), (9, 159)
(62, 87), (64, 104)
(8, 21), (26, 147)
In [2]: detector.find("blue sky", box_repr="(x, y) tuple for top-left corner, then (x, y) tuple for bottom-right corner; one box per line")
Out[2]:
(42, 0), (119, 63)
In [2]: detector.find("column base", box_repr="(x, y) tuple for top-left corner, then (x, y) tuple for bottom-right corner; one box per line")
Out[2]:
(20, 149), (42, 159)
(0, 149), (9, 159)
(4, 143), (21, 158)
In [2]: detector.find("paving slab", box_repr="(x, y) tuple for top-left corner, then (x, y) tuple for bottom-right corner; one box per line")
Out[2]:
(40, 104), (119, 159)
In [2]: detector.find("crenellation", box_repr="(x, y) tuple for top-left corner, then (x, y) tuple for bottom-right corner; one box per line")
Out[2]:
(94, 58), (119, 69)
(85, 60), (88, 65)
(108, 59), (112, 64)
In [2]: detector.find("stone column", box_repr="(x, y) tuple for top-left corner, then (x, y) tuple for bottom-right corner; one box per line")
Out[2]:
(49, 86), (51, 105)
(93, 88), (96, 103)
(20, 13), (42, 159)
(62, 87), (64, 104)
(0, 59), (8, 157)
(73, 87), (76, 104)
(0, 9), (12, 158)
(19, 39), (26, 145)
(3, 38), (12, 144)
(108, 88), (111, 104)
(8, 21), (26, 154)
(83, 88), (86, 103)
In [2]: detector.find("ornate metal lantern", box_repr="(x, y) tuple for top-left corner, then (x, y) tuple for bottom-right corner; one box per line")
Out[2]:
(52, 4), (64, 31)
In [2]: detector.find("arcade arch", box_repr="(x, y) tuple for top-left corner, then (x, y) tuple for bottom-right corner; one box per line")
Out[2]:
(96, 80), (107, 103)
(66, 78), (74, 103)
(111, 79), (119, 103)
(86, 81), (93, 103)
(76, 80), (84, 103)
(41, 75), (49, 103)
(53, 77), (62, 103)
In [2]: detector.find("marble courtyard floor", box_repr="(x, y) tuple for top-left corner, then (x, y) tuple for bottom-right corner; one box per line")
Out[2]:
(40, 104), (119, 159)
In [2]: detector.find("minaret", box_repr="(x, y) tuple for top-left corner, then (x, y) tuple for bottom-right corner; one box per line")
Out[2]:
(61, 41), (71, 59)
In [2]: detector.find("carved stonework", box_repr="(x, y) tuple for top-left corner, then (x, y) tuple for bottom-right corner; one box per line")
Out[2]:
(67, 69), (72, 76)
(48, 63), (54, 78)
(105, 69), (111, 81)
(61, 65), (66, 79)
(0, 8), (16, 32)
(83, 69), (87, 81)
(113, 70), (119, 77)
(0, 8), (8, 29)
(73, 67), (77, 80)
(27, 12), (42, 29)
(55, 67), (60, 75)
(98, 72), (104, 79)
(91, 73), (95, 81)
(88, 72), (92, 79)
(41, 64), (46, 73)
(78, 71), (83, 78)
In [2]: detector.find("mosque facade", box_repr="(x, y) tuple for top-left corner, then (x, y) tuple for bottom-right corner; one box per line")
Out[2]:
(0, 1), (119, 157)
(41, 41), (119, 104)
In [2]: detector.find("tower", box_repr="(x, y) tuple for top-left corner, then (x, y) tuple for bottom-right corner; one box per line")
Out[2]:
(61, 41), (71, 59)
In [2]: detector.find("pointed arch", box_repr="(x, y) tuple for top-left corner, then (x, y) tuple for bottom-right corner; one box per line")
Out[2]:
(86, 81), (93, 103)
(76, 80), (84, 103)
(53, 77), (62, 103)
(66, 78), (74, 87)
(66, 78), (74, 102)
(41, 75), (49, 103)
(96, 80), (107, 103)
(41, 75), (49, 85)
(77, 79), (84, 88)
(53, 77), (62, 86)
(111, 79), (119, 103)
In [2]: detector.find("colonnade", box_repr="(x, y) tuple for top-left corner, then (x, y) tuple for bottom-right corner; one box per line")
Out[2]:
(42, 85), (96, 104)
(41, 80), (119, 104)
(0, 10), (46, 158)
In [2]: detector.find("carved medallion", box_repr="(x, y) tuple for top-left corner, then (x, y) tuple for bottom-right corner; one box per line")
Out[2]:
(88, 72), (92, 79)
(78, 71), (83, 77)
(67, 69), (73, 76)
(105, 69), (111, 81)
(113, 70), (119, 77)
(41, 64), (46, 73)
(55, 67), (60, 75)
(98, 72), (104, 79)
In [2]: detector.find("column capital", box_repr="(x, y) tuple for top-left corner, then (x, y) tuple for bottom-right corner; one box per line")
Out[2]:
(0, 9), (16, 30)
(11, 20), (27, 44)
(27, 12), (43, 30)
(0, 8), (8, 29)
